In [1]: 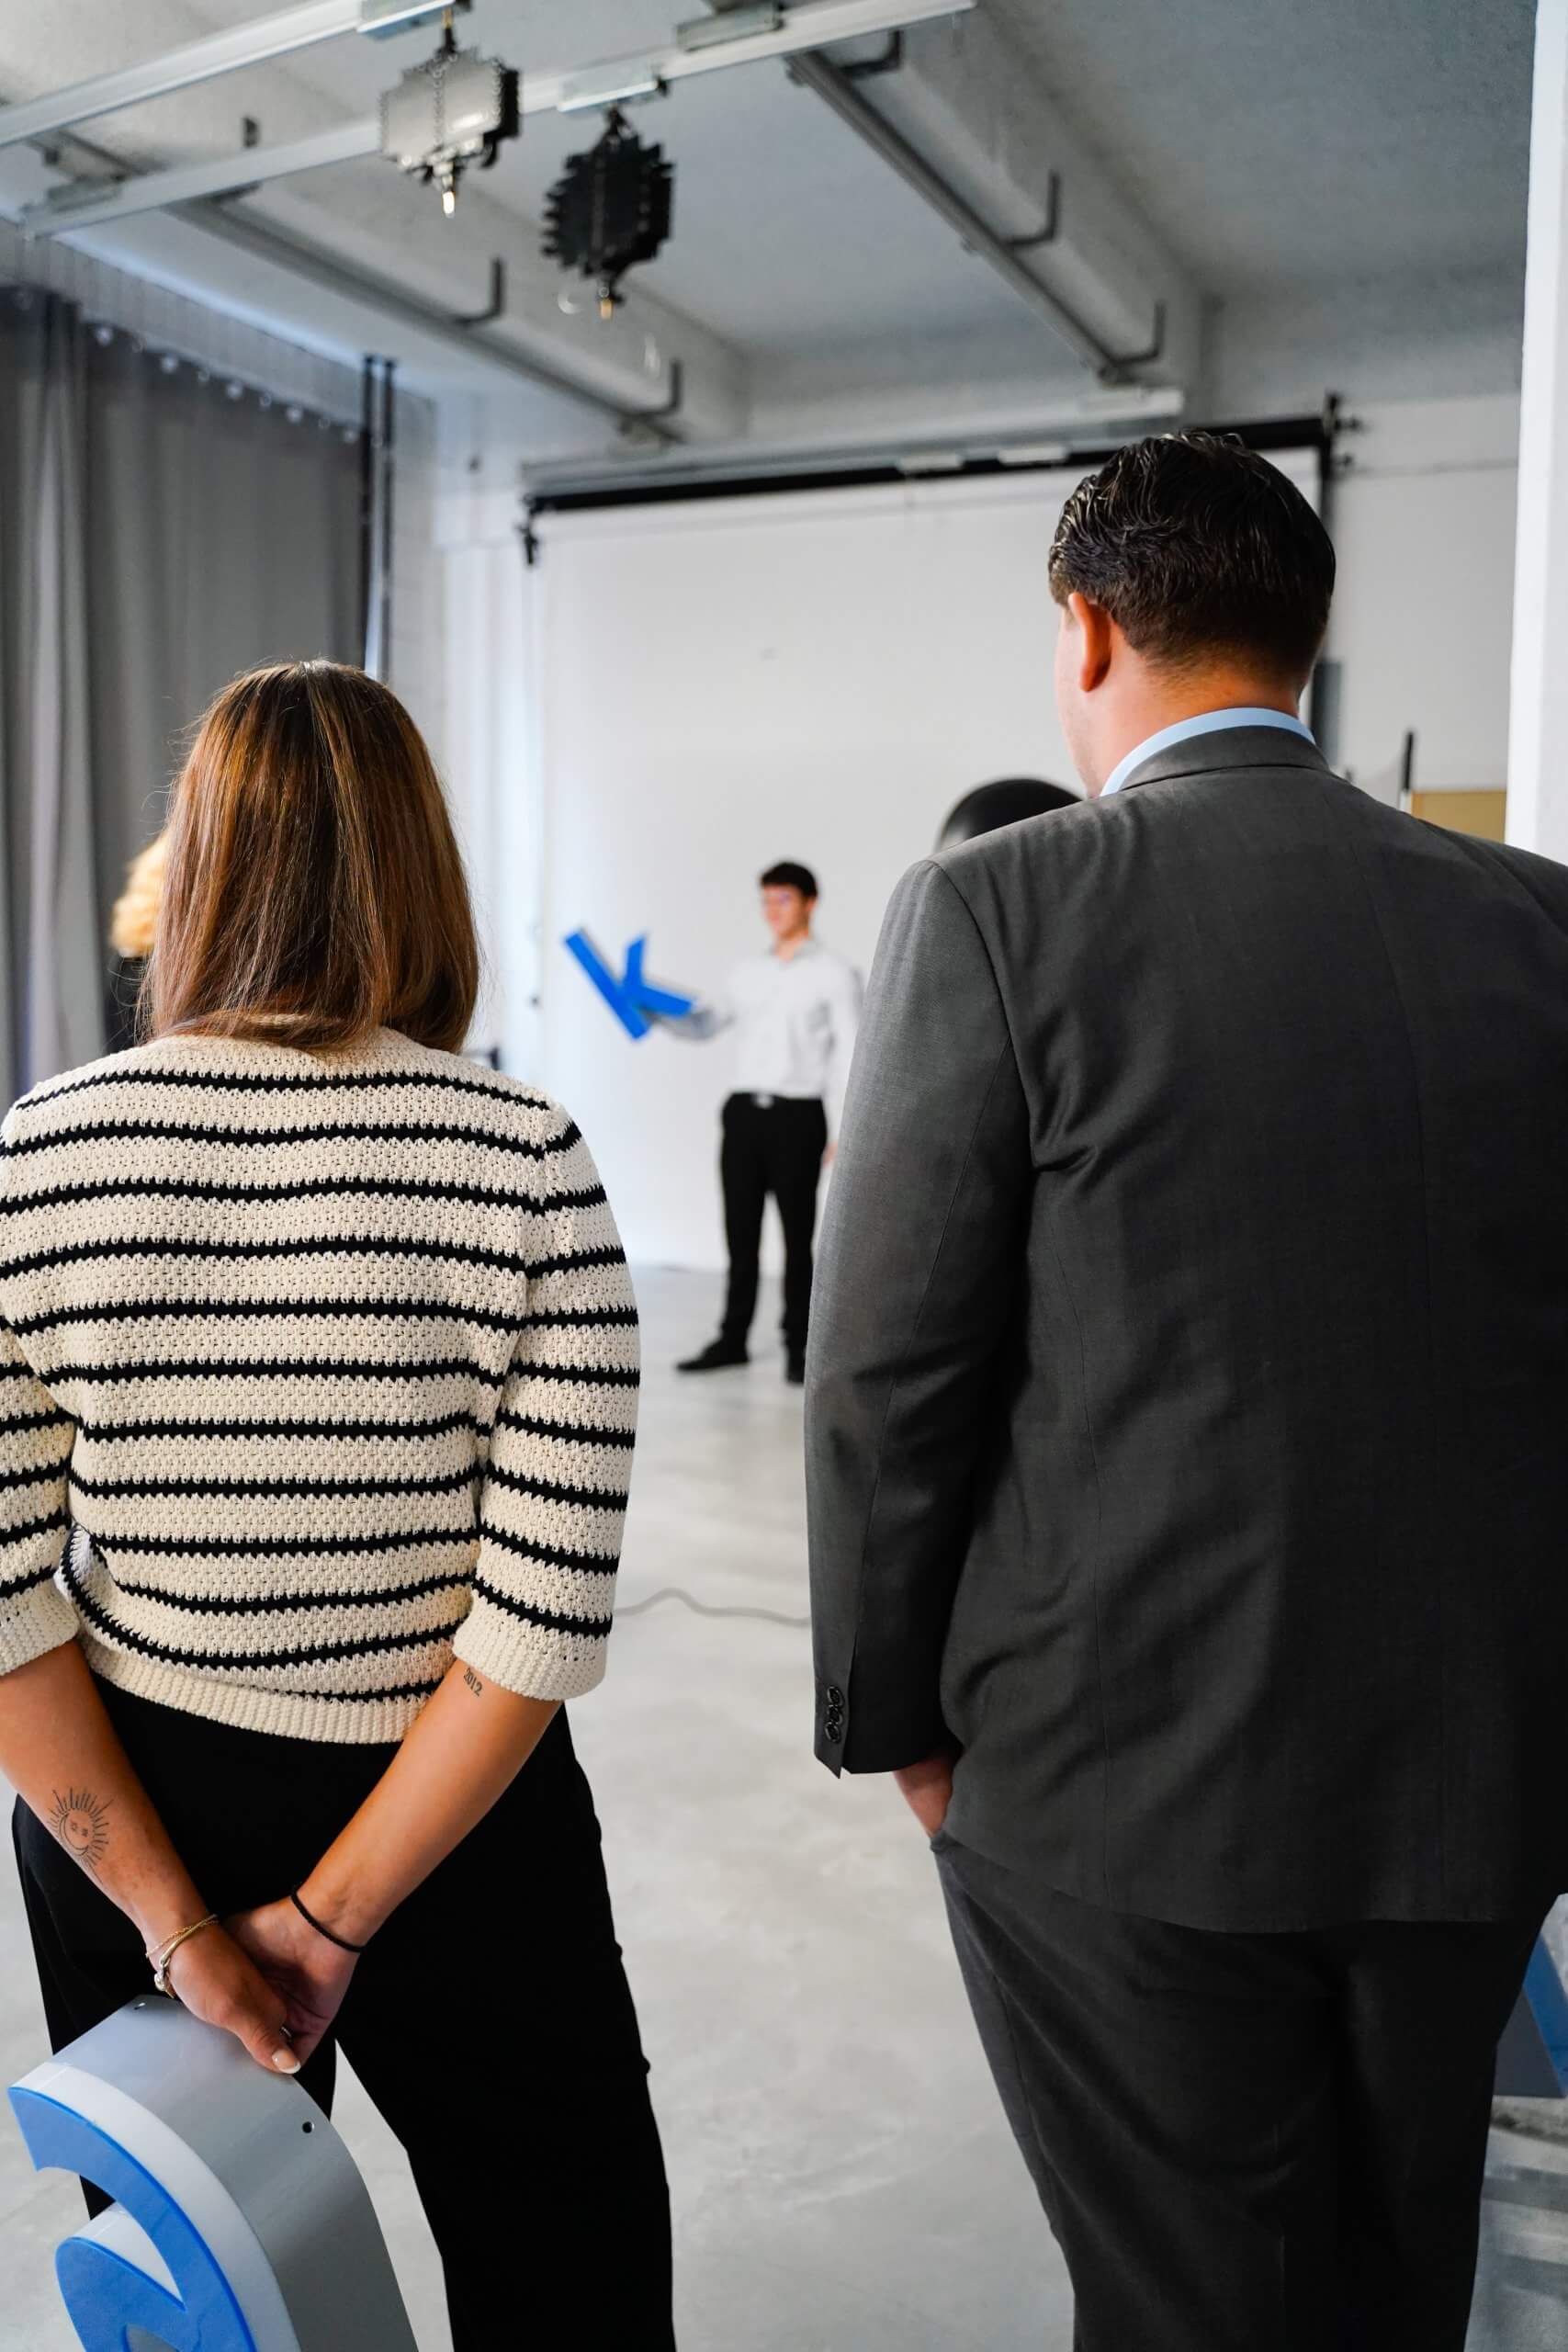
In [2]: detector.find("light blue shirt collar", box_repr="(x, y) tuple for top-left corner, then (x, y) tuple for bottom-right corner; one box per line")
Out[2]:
(1100, 707), (1314, 798)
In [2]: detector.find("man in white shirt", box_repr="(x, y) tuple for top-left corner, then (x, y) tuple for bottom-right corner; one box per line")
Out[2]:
(673, 862), (862, 1385)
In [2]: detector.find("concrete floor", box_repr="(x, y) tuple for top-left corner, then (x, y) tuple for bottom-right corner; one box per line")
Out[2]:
(0, 1266), (1564, 2348)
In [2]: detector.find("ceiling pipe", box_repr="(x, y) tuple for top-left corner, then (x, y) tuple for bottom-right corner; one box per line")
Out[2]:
(784, 50), (1135, 381)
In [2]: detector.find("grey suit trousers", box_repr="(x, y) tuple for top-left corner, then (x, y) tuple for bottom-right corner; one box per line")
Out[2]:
(936, 1835), (1541, 2352)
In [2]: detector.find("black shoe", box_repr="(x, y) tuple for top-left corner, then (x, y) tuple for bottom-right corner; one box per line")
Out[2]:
(786, 1353), (807, 1386)
(677, 1340), (750, 1374)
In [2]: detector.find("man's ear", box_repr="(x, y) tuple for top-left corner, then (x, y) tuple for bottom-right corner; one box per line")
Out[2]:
(1067, 592), (1115, 693)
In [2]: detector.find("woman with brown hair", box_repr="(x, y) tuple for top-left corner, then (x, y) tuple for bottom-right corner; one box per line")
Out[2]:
(0, 662), (674, 2345)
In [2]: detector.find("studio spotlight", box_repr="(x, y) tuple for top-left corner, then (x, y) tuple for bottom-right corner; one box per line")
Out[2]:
(543, 108), (674, 320)
(379, 13), (520, 218)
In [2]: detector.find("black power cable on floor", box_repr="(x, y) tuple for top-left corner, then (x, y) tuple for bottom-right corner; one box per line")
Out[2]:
(618, 1585), (810, 1631)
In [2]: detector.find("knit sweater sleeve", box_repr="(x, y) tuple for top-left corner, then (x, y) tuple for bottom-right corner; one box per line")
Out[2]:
(0, 1133), (79, 1677)
(455, 1111), (638, 1702)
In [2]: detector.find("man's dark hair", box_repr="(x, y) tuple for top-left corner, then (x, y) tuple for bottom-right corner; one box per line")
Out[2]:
(1048, 432), (1335, 679)
(761, 861), (818, 899)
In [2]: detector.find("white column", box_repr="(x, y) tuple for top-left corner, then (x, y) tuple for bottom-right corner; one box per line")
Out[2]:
(1508, 0), (1568, 860)
(439, 484), (545, 1072)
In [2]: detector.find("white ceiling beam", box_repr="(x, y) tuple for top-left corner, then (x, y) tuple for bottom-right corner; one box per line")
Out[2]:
(799, 11), (1201, 386)
(23, 122), (380, 233)
(0, 1), (442, 150)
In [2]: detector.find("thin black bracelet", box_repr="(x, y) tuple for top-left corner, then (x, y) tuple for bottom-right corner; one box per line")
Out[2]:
(290, 1886), (367, 1954)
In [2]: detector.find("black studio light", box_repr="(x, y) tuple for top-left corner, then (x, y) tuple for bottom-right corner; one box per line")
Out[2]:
(543, 109), (674, 320)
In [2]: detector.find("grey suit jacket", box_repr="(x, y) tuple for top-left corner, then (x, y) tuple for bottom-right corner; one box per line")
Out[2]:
(807, 728), (1568, 1931)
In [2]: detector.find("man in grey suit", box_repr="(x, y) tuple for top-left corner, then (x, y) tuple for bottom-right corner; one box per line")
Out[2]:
(807, 432), (1568, 2349)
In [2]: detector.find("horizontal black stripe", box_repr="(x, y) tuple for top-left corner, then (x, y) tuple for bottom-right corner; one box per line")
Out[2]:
(76, 1409), (484, 1445)
(484, 1464), (627, 1513)
(0, 1506), (70, 1551)
(41, 1354), (510, 1388)
(472, 1574), (613, 1639)
(501, 1361), (640, 1392)
(0, 1174), (607, 1219)
(78, 1522), (474, 1564)
(5, 1114), (581, 1160)
(1, 1460), (68, 1497)
(44, 1353), (639, 1394)
(98, 1562), (470, 1617)
(477, 1520), (618, 1571)
(18, 1062), (550, 1116)
(15, 1295), (527, 1341)
(528, 1249), (626, 1281)
(0, 1233), (622, 1287)
(70, 1463), (477, 1504)
(0, 1406), (73, 1438)
(492, 1408), (636, 1450)
(0, 1558), (59, 1605)
(65, 1559), (469, 1672)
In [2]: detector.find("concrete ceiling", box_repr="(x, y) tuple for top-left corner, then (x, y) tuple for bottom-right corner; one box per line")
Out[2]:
(988, 0), (1532, 290)
(0, 0), (1536, 462)
(63, 0), (1532, 313)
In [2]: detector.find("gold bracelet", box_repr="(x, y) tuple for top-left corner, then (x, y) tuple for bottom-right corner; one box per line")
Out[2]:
(146, 1912), (220, 2000)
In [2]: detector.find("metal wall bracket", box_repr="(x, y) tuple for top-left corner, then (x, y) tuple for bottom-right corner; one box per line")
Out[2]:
(1102, 299), (1167, 382)
(452, 256), (506, 327)
(1005, 170), (1060, 253)
(618, 356), (685, 440)
(842, 30), (904, 78)
(360, 0), (468, 38)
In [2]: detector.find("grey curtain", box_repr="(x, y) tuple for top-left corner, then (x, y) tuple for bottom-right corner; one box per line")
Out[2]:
(0, 287), (98, 1109)
(1, 287), (364, 1102)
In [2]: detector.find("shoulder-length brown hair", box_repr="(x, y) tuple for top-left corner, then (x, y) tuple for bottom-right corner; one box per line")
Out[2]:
(145, 662), (479, 1054)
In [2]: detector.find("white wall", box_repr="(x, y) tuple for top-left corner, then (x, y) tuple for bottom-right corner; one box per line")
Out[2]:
(438, 395), (1520, 1271)
(1327, 394), (1519, 796)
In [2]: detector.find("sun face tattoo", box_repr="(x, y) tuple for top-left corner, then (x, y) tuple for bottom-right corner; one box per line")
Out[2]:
(49, 1788), (114, 1874)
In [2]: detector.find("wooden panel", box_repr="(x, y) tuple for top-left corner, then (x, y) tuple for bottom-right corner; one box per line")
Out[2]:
(1411, 789), (1507, 842)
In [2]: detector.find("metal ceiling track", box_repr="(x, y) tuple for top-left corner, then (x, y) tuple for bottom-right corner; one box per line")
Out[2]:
(3, 0), (977, 236)
(0, 1), (450, 150)
(522, 410), (1330, 516)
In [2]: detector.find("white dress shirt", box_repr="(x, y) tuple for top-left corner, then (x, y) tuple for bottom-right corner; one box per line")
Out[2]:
(682, 938), (863, 1137)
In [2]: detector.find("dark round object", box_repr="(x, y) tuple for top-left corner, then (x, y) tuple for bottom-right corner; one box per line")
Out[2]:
(938, 777), (1078, 849)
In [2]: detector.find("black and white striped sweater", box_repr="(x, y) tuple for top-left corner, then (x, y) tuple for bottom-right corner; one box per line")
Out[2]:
(0, 1028), (637, 1742)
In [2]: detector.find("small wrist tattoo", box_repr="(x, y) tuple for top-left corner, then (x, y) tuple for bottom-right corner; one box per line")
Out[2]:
(50, 1787), (113, 1874)
(461, 1667), (484, 1698)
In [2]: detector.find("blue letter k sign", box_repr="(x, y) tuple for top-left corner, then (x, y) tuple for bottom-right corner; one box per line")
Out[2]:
(563, 932), (694, 1039)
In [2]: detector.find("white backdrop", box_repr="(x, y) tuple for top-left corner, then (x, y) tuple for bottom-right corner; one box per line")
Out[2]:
(440, 424), (1507, 1276)
(525, 472), (1084, 1271)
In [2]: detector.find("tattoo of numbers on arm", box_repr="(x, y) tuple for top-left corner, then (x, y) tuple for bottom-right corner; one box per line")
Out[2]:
(49, 1787), (113, 1873)
(462, 1667), (484, 1697)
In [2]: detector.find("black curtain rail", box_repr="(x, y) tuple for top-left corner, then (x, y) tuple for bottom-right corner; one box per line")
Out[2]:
(524, 414), (1333, 519)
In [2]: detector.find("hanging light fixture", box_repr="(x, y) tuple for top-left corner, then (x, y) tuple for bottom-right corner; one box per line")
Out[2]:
(378, 6), (519, 218)
(543, 107), (674, 321)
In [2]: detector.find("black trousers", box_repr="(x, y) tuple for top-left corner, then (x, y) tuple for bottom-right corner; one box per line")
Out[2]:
(718, 1093), (828, 1356)
(935, 1834), (1541, 2352)
(14, 1681), (675, 2350)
